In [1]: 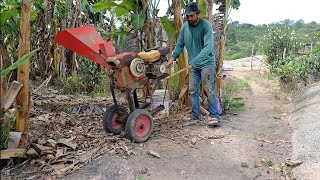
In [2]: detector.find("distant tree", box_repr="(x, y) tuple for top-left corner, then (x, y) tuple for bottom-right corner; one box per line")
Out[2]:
(232, 21), (239, 26)
(296, 19), (305, 24)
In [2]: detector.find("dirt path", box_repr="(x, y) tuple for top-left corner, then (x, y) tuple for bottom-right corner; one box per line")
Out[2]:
(1, 58), (294, 180)
(124, 58), (293, 180)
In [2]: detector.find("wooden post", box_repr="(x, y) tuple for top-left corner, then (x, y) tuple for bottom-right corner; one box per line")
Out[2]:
(15, 0), (32, 148)
(251, 44), (255, 70)
(283, 47), (287, 60)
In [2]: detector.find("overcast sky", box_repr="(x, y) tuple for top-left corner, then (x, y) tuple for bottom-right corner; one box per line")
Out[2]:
(158, 0), (320, 25)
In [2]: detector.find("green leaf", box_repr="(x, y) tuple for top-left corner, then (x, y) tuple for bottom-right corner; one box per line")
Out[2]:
(115, 6), (129, 16)
(0, 1), (21, 9)
(0, 49), (38, 78)
(181, 0), (186, 8)
(117, 34), (126, 47)
(230, 0), (241, 10)
(198, 0), (207, 19)
(91, 1), (117, 11)
(160, 16), (175, 38)
(120, 0), (136, 11)
(0, 9), (18, 27)
(96, 26), (108, 35)
(131, 14), (145, 30)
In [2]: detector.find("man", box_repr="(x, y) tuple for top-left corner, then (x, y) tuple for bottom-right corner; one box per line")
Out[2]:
(167, 2), (221, 126)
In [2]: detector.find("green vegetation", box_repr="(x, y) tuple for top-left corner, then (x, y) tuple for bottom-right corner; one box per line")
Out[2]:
(226, 20), (320, 89)
(225, 20), (320, 61)
(222, 76), (250, 114)
(241, 162), (249, 168)
(0, 118), (14, 150)
(55, 58), (109, 96)
(262, 158), (275, 167)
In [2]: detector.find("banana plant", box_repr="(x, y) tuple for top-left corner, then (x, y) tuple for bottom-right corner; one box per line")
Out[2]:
(1, 0), (41, 70)
(0, 49), (38, 78)
(92, 0), (145, 30)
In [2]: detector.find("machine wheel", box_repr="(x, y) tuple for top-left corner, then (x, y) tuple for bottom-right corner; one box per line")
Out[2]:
(103, 105), (127, 135)
(125, 109), (154, 143)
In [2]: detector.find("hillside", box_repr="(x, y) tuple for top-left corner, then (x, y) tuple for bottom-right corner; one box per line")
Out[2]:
(224, 20), (320, 60)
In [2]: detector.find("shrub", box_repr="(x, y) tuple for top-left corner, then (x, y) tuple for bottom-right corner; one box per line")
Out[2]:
(261, 25), (299, 70)
(56, 58), (109, 95)
(276, 53), (320, 86)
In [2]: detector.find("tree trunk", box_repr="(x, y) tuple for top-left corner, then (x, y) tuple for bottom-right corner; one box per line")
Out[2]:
(16, 0), (32, 148)
(69, 0), (81, 76)
(173, 0), (189, 105)
(143, 0), (152, 49)
(0, 41), (10, 69)
(207, 0), (214, 22)
(0, 54), (6, 119)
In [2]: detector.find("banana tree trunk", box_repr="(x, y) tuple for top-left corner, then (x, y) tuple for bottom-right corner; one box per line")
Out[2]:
(173, 0), (189, 105)
(16, 0), (32, 148)
(59, 19), (67, 79)
(143, 0), (153, 49)
(0, 55), (6, 119)
(68, 0), (81, 76)
(207, 0), (214, 22)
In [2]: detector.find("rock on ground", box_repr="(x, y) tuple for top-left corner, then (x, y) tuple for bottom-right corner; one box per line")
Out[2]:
(290, 81), (320, 179)
(63, 155), (135, 180)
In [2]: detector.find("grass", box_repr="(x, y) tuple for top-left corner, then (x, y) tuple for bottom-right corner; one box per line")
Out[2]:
(224, 76), (251, 93)
(222, 76), (250, 114)
(0, 118), (15, 150)
(136, 175), (144, 180)
(241, 162), (249, 168)
(262, 158), (275, 167)
(89, 90), (110, 98)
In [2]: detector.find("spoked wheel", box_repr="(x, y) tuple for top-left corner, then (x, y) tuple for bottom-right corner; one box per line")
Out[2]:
(125, 109), (154, 143)
(103, 105), (127, 135)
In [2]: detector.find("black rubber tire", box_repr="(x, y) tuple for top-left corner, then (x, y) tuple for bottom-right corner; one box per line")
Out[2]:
(125, 109), (154, 143)
(102, 105), (127, 135)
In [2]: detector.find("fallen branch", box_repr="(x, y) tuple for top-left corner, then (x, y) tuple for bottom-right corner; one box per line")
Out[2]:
(34, 75), (52, 93)
(3, 81), (23, 111)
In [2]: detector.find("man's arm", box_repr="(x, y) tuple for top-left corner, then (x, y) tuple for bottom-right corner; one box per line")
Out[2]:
(172, 28), (185, 59)
(192, 23), (214, 62)
(167, 26), (185, 67)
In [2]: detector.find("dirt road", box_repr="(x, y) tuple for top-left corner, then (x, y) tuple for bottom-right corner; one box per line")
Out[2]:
(2, 57), (295, 180)
(123, 57), (293, 180)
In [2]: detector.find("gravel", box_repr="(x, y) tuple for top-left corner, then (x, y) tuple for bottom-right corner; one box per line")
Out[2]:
(289, 81), (320, 179)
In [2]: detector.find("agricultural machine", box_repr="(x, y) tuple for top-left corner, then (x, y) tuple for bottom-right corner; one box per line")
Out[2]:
(54, 26), (171, 142)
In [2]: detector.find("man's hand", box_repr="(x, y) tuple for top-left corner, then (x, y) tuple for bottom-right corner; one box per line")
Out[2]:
(166, 57), (175, 68)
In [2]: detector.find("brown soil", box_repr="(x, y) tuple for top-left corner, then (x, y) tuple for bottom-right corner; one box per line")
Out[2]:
(1, 57), (294, 180)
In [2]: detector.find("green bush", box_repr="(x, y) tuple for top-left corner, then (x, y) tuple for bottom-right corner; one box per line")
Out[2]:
(229, 52), (247, 60)
(261, 25), (299, 70)
(276, 53), (320, 85)
(56, 58), (108, 95)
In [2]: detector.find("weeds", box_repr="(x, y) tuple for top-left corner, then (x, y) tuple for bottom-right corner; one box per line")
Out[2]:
(222, 76), (249, 114)
(136, 174), (144, 180)
(262, 158), (275, 167)
(241, 162), (249, 168)
(0, 118), (14, 150)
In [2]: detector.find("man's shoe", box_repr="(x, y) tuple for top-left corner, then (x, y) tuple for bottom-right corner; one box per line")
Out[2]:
(208, 117), (221, 127)
(186, 115), (200, 121)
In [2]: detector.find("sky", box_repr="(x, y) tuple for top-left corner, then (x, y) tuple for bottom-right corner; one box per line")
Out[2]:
(158, 0), (320, 25)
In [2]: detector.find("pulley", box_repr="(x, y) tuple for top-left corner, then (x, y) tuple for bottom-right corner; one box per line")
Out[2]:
(130, 58), (146, 77)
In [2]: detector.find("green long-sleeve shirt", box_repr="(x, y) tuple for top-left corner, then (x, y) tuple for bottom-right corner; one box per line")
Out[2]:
(172, 19), (215, 69)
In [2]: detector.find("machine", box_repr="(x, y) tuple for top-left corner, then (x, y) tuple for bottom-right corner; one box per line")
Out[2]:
(54, 26), (170, 142)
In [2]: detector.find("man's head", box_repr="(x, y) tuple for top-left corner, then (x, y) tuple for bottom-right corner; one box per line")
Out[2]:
(184, 2), (201, 26)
